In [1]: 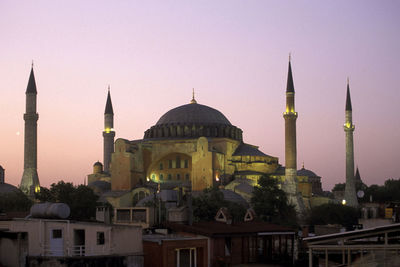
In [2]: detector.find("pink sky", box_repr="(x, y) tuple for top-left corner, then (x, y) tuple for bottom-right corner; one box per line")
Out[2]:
(0, 1), (399, 191)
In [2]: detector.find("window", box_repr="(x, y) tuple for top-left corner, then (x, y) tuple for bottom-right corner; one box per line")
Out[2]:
(151, 174), (156, 180)
(184, 159), (189, 168)
(97, 232), (105, 245)
(52, 229), (62, 239)
(168, 160), (173, 169)
(116, 209), (130, 222)
(225, 237), (232, 256)
(160, 174), (164, 180)
(176, 156), (181, 168)
(176, 174), (181, 180)
(185, 174), (190, 180)
(176, 248), (196, 267)
(168, 174), (172, 180)
(132, 209), (147, 223)
(159, 163), (163, 170)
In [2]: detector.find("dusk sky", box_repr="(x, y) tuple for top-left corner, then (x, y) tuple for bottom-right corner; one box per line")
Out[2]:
(1, 1), (399, 191)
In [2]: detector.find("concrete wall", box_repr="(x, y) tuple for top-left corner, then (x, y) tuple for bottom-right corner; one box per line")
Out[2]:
(9, 219), (142, 257)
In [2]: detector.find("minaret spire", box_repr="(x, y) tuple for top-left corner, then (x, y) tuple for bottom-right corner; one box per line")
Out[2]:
(344, 80), (358, 207)
(190, 88), (197, 104)
(346, 78), (352, 111)
(103, 86), (115, 173)
(283, 57), (304, 212)
(20, 65), (40, 195)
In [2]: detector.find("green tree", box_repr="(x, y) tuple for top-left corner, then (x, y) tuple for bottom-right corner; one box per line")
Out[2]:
(192, 187), (246, 222)
(251, 175), (297, 227)
(0, 191), (33, 212)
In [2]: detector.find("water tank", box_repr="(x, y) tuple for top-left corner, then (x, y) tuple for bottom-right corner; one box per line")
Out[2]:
(30, 202), (70, 219)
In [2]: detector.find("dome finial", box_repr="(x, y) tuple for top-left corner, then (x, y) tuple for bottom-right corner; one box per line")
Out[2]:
(190, 88), (197, 104)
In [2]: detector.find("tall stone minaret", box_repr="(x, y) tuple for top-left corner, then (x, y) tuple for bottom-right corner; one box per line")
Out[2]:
(103, 87), (115, 173)
(20, 66), (40, 195)
(283, 57), (304, 212)
(344, 80), (358, 207)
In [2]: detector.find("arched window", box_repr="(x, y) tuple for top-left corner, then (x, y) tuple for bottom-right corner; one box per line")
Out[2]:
(168, 174), (172, 180)
(177, 174), (181, 180)
(185, 174), (190, 180)
(160, 174), (164, 180)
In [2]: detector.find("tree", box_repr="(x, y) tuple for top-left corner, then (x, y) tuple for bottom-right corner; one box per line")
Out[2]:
(69, 185), (99, 220)
(307, 203), (358, 229)
(251, 175), (297, 227)
(192, 187), (246, 222)
(0, 191), (33, 212)
(35, 181), (99, 221)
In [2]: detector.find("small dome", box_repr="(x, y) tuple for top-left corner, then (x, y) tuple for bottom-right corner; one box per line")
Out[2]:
(94, 161), (103, 167)
(156, 103), (232, 126)
(0, 183), (20, 194)
(297, 167), (318, 177)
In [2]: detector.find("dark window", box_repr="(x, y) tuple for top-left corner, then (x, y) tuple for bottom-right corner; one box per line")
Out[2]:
(185, 174), (190, 180)
(168, 160), (172, 169)
(168, 174), (172, 180)
(116, 210), (130, 222)
(160, 174), (164, 180)
(132, 209), (147, 223)
(159, 163), (163, 170)
(184, 159), (189, 168)
(225, 237), (232, 256)
(176, 156), (181, 168)
(52, 229), (62, 239)
(177, 174), (181, 180)
(97, 232), (105, 245)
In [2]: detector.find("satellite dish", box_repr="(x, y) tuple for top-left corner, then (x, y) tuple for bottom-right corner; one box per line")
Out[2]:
(357, 190), (365, 198)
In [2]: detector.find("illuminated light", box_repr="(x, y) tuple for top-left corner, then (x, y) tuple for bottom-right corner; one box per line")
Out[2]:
(105, 128), (111, 133)
(34, 185), (40, 193)
(342, 199), (346, 205)
(146, 177), (150, 182)
(215, 176), (220, 182)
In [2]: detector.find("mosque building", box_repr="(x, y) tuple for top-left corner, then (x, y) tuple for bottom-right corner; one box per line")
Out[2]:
(88, 60), (325, 210)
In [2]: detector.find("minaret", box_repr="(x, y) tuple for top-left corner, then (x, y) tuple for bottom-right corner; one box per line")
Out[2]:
(20, 65), (40, 195)
(344, 79), (358, 207)
(103, 86), (115, 173)
(283, 57), (304, 212)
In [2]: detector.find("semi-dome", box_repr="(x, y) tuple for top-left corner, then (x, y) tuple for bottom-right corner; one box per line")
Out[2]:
(144, 99), (243, 141)
(156, 103), (232, 126)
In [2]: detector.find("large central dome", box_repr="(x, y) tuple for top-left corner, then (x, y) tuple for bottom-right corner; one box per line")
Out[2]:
(144, 99), (242, 141)
(156, 103), (232, 126)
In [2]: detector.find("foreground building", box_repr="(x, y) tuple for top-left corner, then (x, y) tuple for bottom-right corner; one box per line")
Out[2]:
(0, 218), (143, 266)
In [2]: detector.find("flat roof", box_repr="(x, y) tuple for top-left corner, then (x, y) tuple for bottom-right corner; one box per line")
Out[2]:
(168, 221), (294, 237)
(304, 223), (400, 244)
